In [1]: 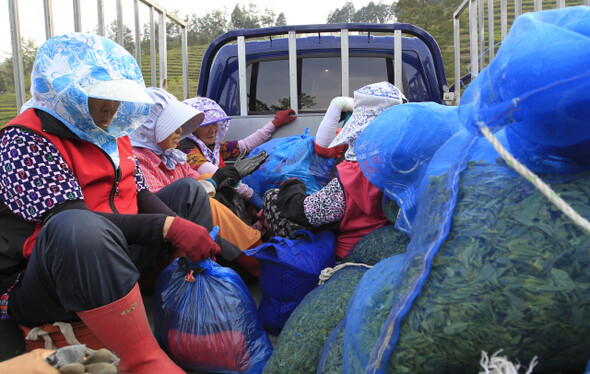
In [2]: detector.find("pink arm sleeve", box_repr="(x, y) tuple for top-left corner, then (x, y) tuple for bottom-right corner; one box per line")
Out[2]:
(197, 161), (219, 175)
(238, 122), (276, 151)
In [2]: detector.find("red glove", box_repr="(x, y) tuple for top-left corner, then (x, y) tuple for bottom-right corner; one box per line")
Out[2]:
(165, 217), (221, 262)
(272, 108), (297, 128)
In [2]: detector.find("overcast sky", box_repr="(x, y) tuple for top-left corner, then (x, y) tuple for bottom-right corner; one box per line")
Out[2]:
(0, 0), (381, 60)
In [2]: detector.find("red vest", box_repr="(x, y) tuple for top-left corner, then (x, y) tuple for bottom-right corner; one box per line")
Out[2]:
(336, 160), (389, 258)
(5, 109), (139, 256)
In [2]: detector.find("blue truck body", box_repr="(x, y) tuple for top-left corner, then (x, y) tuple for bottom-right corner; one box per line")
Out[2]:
(195, 23), (451, 143)
(197, 23), (449, 118)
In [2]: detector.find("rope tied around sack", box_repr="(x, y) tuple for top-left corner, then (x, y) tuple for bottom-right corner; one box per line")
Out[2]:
(318, 262), (373, 285)
(25, 322), (97, 356)
(480, 125), (590, 234)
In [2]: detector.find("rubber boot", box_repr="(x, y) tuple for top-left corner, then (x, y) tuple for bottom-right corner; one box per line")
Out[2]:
(76, 283), (185, 374)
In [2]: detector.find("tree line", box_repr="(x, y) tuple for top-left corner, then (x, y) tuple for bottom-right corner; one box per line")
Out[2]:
(0, 0), (460, 94)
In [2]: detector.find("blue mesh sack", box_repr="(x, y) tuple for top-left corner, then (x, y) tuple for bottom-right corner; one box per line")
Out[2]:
(242, 128), (336, 198)
(458, 6), (590, 174)
(342, 224), (409, 266)
(342, 163), (590, 373)
(245, 229), (336, 334)
(317, 319), (346, 374)
(355, 102), (462, 234)
(340, 7), (590, 374)
(153, 257), (273, 373)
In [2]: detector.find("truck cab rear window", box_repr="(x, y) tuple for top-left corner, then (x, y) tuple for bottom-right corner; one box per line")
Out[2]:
(246, 56), (393, 114)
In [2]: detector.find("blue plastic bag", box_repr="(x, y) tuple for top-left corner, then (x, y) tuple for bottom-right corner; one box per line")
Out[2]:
(245, 229), (336, 334)
(242, 128), (336, 198)
(153, 257), (273, 373)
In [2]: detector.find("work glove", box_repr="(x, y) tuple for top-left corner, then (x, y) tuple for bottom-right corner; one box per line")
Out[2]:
(211, 165), (241, 189)
(47, 346), (118, 374)
(165, 217), (221, 262)
(272, 108), (297, 128)
(234, 148), (269, 178)
(276, 178), (311, 226)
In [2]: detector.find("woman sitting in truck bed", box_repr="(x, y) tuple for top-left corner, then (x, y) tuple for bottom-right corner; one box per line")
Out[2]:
(0, 33), (225, 374)
(179, 97), (296, 210)
(130, 87), (267, 278)
(262, 82), (407, 259)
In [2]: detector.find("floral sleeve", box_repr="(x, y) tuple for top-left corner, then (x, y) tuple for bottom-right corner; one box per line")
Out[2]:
(219, 140), (241, 161)
(303, 178), (346, 226)
(186, 148), (209, 169)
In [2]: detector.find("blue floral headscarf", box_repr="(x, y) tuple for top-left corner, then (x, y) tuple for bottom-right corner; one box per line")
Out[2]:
(22, 33), (151, 167)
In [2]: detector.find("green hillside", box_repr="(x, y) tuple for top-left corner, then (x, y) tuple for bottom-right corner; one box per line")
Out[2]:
(0, 1), (585, 123)
(140, 43), (209, 100)
(452, 0), (583, 84)
(0, 44), (209, 126)
(0, 93), (19, 126)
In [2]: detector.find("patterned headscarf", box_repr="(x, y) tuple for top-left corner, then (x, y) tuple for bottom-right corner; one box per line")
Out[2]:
(182, 97), (231, 167)
(329, 82), (407, 161)
(21, 33), (151, 167)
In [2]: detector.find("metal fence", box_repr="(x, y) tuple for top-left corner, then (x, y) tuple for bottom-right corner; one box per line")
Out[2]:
(7, 0), (188, 112)
(452, 0), (589, 104)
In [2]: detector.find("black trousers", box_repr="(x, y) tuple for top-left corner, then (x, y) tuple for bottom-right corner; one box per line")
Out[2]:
(8, 178), (234, 326)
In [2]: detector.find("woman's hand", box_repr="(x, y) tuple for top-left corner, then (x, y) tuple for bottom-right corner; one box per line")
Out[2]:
(272, 108), (297, 128)
(211, 166), (241, 189)
(0, 349), (59, 374)
(234, 149), (268, 178)
(164, 216), (220, 261)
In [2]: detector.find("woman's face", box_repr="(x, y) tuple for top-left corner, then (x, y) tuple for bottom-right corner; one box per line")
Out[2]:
(157, 127), (183, 150)
(194, 123), (219, 147)
(88, 98), (121, 130)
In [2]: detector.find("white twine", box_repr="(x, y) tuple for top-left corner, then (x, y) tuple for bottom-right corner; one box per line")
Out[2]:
(25, 322), (97, 356)
(53, 322), (97, 356)
(480, 125), (590, 234)
(25, 326), (55, 350)
(479, 349), (538, 374)
(318, 262), (373, 285)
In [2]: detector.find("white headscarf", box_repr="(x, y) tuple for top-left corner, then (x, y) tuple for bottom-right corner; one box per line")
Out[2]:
(129, 87), (204, 169)
(22, 33), (153, 167)
(329, 82), (407, 161)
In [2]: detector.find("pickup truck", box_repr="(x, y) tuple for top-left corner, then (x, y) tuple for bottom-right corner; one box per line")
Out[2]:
(196, 23), (451, 142)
